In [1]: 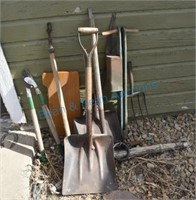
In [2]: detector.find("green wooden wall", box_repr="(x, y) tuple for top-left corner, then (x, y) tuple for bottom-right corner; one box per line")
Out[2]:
(1, 1), (195, 124)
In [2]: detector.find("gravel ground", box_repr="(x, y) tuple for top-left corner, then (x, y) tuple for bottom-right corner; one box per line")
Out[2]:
(29, 112), (195, 200)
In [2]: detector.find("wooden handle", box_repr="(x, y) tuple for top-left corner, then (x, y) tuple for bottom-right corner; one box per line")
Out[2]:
(102, 28), (139, 36)
(78, 27), (98, 34)
(49, 53), (71, 137)
(88, 8), (107, 134)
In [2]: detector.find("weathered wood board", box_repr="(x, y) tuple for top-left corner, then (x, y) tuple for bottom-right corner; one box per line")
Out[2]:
(42, 71), (81, 135)
(1, 1), (195, 124)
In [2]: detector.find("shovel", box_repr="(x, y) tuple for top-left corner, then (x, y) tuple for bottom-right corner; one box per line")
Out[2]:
(62, 27), (117, 195)
(74, 9), (123, 142)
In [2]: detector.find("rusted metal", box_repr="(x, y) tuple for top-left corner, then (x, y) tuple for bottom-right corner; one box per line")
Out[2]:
(105, 55), (123, 92)
(74, 111), (123, 142)
(62, 27), (117, 195)
(103, 27), (124, 133)
(127, 61), (149, 120)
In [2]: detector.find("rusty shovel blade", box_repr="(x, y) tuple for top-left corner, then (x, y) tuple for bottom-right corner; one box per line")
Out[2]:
(74, 111), (123, 143)
(62, 133), (117, 195)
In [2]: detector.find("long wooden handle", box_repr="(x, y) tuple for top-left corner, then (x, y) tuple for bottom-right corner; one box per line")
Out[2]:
(78, 27), (98, 148)
(41, 104), (64, 156)
(88, 8), (106, 134)
(49, 53), (71, 137)
(26, 88), (44, 151)
(47, 22), (71, 137)
(85, 59), (93, 139)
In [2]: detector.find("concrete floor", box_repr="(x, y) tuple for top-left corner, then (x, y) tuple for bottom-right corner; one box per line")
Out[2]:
(0, 115), (35, 200)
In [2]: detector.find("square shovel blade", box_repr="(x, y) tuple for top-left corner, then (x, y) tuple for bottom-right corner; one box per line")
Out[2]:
(62, 134), (117, 195)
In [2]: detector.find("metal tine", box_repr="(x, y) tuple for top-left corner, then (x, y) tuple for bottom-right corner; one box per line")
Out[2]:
(137, 94), (144, 117)
(127, 61), (151, 134)
(130, 97), (143, 135)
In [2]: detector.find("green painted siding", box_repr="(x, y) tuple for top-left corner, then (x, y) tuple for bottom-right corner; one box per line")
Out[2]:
(1, 1), (195, 124)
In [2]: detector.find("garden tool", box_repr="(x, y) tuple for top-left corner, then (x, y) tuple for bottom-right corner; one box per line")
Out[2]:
(102, 28), (124, 134)
(47, 22), (71, 137)
(127, 61), (149, 119)
(102, 15), (124, 133)
(120, 27), (149, 127)
(24, 86), (47, 163)
(22, 69), (64, 156)
(88, 9), (130, 161)
(88, 8), (106, 134)
(102, 27), (139, 133)
(120, 27), (140, 133)
(62, 27), (117, 195)
(74, 9), (123, 143)
(102, 27), (140, 160)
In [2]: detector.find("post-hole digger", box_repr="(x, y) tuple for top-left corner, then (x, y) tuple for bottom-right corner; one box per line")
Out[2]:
(102, 26), (139, 161)
(22, 69), (64, 156)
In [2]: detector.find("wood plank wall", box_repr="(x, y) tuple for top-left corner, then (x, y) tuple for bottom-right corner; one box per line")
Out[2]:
(1, 1), (195, 124)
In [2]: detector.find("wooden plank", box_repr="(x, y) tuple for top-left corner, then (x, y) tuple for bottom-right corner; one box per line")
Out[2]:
(9, 55), (87, 80)
(11, 59), (195, 81)
(138, 77), (195, 95)
(127, 28), (195, 50)
(132, 62), (195, 81)
(9, 45), (195, 80)
(1, 1), (195, 22)
(105, 90), (195, 114)
(2, 28), (195, 63)
(22, 90), (195, 124)
(1, 9), (195, 43)
(3, 42), (195, 67)
(129, 46), (195, 66)
(2, 36), (83, 62)
(79, 77), (196, 99)
(128, 91), (195, 116)
(14, 62), (195, 95)
(18, 76), (195, 110)
(1, 1), (195, 122)
(0, 45), (26, 123)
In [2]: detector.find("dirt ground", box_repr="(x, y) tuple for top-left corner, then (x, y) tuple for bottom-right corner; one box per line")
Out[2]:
(29, 111), (195, 200)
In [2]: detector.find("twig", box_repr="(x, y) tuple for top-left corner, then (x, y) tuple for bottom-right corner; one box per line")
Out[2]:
(171, 185), (195, 197)
(46, 154), (61, 181)
(136, 157), (176, 166)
